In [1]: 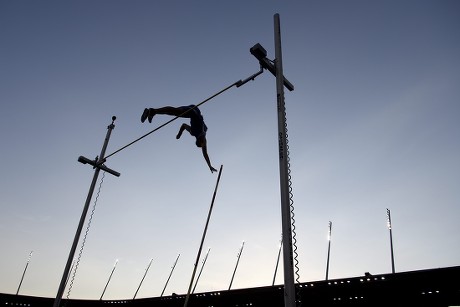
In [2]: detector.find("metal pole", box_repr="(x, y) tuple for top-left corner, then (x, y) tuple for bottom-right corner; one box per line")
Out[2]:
(387, 209), (395, 273)
(100, 259), (118, 300)
(161, 254), (180, 297)
(183, 165), (223, 307)
(272, 235), (283, 286)
(326, 221), (332, 280)
(192, 248), (210, 294)
(54, 117), (118, 307)
(133, 258), (153, 300)
(16, 251), (33, 295)
(228, 241), (245, 290)
(274, 13), (296, 307)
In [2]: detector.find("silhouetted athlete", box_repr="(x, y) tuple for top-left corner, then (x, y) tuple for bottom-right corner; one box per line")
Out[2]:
(141, 105), (217, 173)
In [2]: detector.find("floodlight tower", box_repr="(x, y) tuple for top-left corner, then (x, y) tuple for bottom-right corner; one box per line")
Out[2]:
(387, 208), (395, 273)
(250, 14), (296, 307)
(326, 221), (332, 280)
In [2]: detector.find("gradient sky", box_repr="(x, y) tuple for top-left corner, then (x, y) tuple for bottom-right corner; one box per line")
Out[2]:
(1, 0), (459, 301)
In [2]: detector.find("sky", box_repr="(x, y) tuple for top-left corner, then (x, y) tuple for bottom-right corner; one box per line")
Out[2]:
(1, 0), (459, 301)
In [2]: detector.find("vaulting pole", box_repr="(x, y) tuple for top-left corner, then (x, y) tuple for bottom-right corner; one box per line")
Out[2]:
(54, 117), (119, 307)
(183, 165), (223, 307)
(274, 13), (296, 307)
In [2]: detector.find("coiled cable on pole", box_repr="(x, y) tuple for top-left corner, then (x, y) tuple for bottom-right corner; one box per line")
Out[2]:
(65, 171), (106, 301)
(283, 108), (302, 306)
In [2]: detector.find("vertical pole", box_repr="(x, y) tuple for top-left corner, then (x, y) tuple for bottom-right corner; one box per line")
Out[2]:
(228, 241), (245, 290)
(133, 258), (153, 300)
(272, 235), (283, 286)
(161, 254), (180, 297)
(100, 259), (118, 300)
(53, 117), (116, 307)
(387, 209), (395, 273)
(274, 13), (296, 307)
(183, 165), (223, 307)
(192, 248), (211, 294)
(16, 251), (33, 295)
(64, 261), (74, 289)
(326, 221), (332, 280)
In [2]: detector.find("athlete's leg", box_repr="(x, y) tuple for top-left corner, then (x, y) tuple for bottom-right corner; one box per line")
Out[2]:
(176, 123), (191, 139)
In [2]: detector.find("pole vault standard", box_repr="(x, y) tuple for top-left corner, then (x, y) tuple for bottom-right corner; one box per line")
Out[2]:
(183, 165), (223, 307)
(251, 14), (296, 307)
(53, 117), (120, 307)
(250, 15), (296, 306)
(274, 14), (296, 307)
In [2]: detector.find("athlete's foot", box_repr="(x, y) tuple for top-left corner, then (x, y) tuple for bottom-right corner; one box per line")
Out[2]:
(147, 108), (156, 123)
(141, 108), (149, 123)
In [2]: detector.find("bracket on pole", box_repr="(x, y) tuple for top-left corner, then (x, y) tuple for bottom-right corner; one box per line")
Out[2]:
(78, 156), (120, 177)
(250, 43), (294, 91)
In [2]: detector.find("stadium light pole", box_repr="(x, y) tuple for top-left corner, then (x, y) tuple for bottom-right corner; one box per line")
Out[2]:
(100, 259), (118, 300)
(192, 248), (211, 294)
(387, 209), (395, 273)
(325, 221), (332, 280)
(272, 234), (283, 286)
(228, 241), (245, 290)
(16, 251), (33, 295)
(133, 258), (153, 299)
(161, 254), (180, 297)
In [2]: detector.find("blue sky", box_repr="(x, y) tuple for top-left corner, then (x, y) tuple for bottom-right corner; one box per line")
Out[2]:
(1, 0), (459, 300)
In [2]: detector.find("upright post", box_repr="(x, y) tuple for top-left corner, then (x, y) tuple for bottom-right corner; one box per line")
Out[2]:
(387, 209), (395, 273)
(16, 251), (33, 295)
(183, 165), (223, 307)
(274, 13), (296, 307)
(272, 235), (283, 286)
(53, 117), (119, 307)
(133, 258), (153, 299)
(100, 259), (118, 300)
(228, 241), (245, 290)
(192, 248), (211, 294)
(326, 221), (332, 280)
(161, 254), (180, 297)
